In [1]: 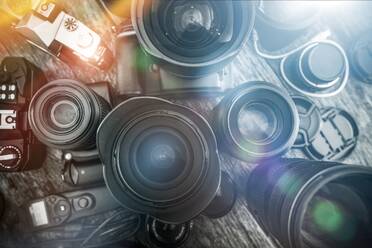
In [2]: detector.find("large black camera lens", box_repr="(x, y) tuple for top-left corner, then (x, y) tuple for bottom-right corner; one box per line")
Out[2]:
(28, 79), (111, 150)
(132, 0), (255, 77)
(97, 97), (220, 224)
(246, 159), (372, 248)
(214, 82), (299, 162)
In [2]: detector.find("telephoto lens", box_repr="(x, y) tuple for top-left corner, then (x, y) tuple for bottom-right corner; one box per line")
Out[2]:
(246, 159), (372, 248)
(97, 97), (221, 224)
(28, 79), (111, 151)
(214, 81), (299, 162)
(132, 0), (255, 77)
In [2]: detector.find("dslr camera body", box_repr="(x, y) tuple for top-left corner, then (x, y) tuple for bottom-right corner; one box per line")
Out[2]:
(0, 57), (47, 172)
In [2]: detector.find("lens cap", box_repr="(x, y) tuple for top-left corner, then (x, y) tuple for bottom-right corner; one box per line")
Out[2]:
(214, 81), (299, 162)
(304, 107), (359, 161)
(350, 31), (372, 84)
(202, 171), (237, 219)
(292, 95), (322, 148)
(281, 41), (349, 98)
(141, 216), (193, 248)
(98, 97), (221, 224)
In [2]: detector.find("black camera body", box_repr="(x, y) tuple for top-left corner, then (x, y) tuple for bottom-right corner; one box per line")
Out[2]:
(116, 32), (233, 96)
(0, 57), (47, 172)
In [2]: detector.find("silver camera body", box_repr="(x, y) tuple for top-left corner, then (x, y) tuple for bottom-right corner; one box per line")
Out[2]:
(15, 1), (113, 69)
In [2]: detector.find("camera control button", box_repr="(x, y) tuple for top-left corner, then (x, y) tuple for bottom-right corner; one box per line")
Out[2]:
(77, 33), (94, 48)
(78, 197), (89, 208)
(0, 146), (21, 169)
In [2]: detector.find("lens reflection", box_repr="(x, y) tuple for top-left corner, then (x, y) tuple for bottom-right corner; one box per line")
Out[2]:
(136, 131), (187, 183)
(302, 179), (372, 247)
(237, 103), (277, 143)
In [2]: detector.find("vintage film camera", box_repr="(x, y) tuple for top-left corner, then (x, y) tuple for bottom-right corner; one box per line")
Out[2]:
(15, 1), (113, 70)
(0, 57), (47, 172)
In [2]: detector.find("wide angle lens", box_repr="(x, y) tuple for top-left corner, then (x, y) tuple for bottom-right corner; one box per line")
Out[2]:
(213, 81), (299, 162)
(28, 79), (111, 150)
(246, 159), (372, 248)
(132, 0), (255, 76)
(97, 97), (221, 224)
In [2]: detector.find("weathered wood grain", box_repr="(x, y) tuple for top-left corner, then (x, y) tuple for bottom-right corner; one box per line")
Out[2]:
(1, 1), (372, 248)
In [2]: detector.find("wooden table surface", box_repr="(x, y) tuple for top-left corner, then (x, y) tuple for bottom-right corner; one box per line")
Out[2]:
(1, 1), (372, 248)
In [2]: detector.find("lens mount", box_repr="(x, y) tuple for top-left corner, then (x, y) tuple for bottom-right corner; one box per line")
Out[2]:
(214, 82), (299, 162)
(28, 79), (110, 150)
(98, 97), (220, 224)
(132, 0), (255, 77)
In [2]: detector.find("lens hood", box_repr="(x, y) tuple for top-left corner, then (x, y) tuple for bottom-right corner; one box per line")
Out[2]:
(132, 0), (255, 77)
(97, 97), (221, 224)
(214, 81), (299, 162)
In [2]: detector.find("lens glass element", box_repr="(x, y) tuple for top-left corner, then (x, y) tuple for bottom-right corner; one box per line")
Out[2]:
(136, 130), (187, 184)
(50, 100), (79, 128)
(238, 103), (277, 143)
(302, 177), (372, 247)
(137, 0), (253, 67)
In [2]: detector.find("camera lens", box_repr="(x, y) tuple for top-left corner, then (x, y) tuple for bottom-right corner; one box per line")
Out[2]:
(214, 82), (299, 162)
(28, 79), (111, 150)
(139, 216), (193, 248)
(97, 97), (221, 224)
(132, 0), (255, 76)
(256, 0), (320, 30)
(246, 159), (372, 248)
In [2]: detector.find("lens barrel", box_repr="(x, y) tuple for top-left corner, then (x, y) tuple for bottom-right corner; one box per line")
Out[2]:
(28, 79), (111, 150)
(132, 0), (255, 77)
(97, 97), (221, 224)
(214, 81), (299, 162)
(246, 159), (372, 248)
